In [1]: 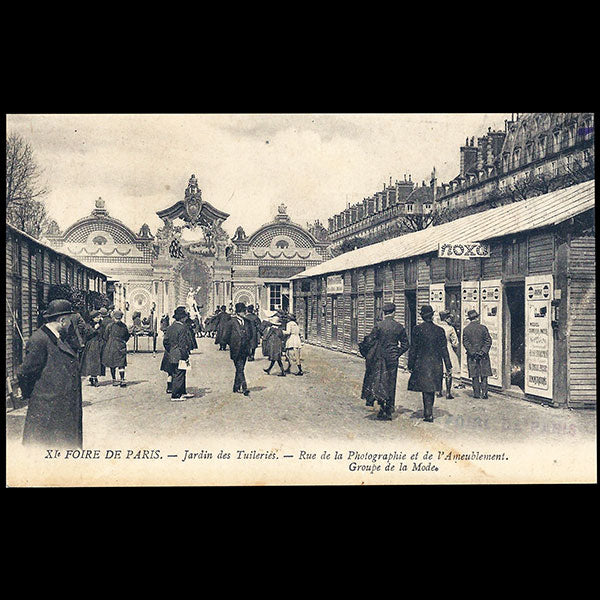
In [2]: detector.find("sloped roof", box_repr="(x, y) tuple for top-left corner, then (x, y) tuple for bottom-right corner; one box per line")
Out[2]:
(292, 179), (595, 280)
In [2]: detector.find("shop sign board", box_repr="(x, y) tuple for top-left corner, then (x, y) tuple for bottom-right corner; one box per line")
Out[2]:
(438, 242), (490, 260)
(524, 275), (554, 399)
(429, 283), (446, 319)
(460, 281), (480, 380)
(326, 274), (344, 295)
(480, 279), (503, 387)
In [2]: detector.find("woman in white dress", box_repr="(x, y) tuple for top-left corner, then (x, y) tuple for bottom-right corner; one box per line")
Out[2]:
(283, 313), (304, 376)
(436, 310), (460, 398)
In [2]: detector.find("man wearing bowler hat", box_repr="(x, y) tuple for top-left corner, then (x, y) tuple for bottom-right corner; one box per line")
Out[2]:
(407, 304), (452, 422)
(161, 306), (195, 401)
(222, 302), (252, 396)
(17, 299), (84, 448)
(361, 301), (409, 420)
(462, 309), (493, 399)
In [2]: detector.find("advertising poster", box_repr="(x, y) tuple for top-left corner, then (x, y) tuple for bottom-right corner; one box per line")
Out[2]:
(525, 275), (554, 399)
(480, 279), (503, 387)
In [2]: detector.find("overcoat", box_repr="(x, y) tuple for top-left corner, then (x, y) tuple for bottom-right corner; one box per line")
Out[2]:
(17, 326), (83, 448)
(263, 326), (285, 361)
(407, 320), (452, 392)
(222, 316), (252, 361)
(244, 313), (261, 350)
(80, 322), (105, 377)
(259, 320), (272, 355)
(462, 321), (493, 378)
(102, 320), (131, 368)
(161, 320), (194, 374)
(361, 317), (409, 407)
(215, 311), (231, 345)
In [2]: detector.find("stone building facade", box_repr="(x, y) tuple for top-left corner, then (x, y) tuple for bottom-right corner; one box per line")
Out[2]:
(229, 203), (331, 314)
(326, 175), (435, 253)
(435, 112), (595, 209)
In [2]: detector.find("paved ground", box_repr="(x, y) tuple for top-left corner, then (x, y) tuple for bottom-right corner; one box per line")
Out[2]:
(7, 335), (596, 444)
(6, 336), (596, 485)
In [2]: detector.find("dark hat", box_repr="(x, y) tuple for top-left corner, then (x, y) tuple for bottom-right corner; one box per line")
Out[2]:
(112, 309), (124, 319)
(220, 305), (227, 311)
(99, 307), (108, 315)
(439, 310), (450, 321)
(90, 310), (101, 319)
(383, 302), (396, 313)
(288, 312), (297, 321)
(420, 304), (434, 318)
(467, 309), (479, 320)
(173, 306), (188, 320)
(235, 302), (247, 313)
(43, 299), (74, 319)
(247, 304), (254, 312)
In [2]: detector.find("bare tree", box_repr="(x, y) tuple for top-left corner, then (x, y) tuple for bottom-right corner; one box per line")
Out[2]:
(6, 131), (49, 238)
(396, 205), (450, 233)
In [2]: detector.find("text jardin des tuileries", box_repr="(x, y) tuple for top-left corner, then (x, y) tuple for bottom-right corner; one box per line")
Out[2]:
(44, 448), (509, 473)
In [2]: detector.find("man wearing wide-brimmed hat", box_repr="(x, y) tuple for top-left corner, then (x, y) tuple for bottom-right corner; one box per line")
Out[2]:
(360, 302), (410, 420)
(407, 304), (452, 422)
(462, 309), (493, 399)
(17, 299), (84, 448)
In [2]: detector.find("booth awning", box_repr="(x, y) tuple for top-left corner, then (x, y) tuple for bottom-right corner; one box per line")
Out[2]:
(292, 179), (595, 280)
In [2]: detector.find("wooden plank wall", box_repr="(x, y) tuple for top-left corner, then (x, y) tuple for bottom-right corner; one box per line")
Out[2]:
(567, 236), (596, 408)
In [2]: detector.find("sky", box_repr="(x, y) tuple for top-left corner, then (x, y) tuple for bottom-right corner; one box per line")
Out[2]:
(6, 113), (512, 238)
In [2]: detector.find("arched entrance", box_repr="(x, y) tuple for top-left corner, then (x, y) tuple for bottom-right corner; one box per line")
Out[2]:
(179, 257), (213, 316)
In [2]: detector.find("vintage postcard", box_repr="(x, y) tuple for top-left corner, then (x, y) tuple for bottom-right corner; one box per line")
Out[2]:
(5, 113), (596, 486)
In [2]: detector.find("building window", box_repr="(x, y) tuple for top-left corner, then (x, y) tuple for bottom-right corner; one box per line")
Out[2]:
(406, 204), (414, 213)
(552, 161), (558, 176)
(269, 284), (282, 311)
(553, 131), (561, 153)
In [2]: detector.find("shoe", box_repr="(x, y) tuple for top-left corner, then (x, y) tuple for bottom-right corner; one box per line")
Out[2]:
(446, 394), (455, 399)
(112, 380), (119, 386)
(263, 369), (271, 374)
(482, 394), (489, 399)
(423, 416), (434, 423)
(120, 381), (126, 387)
(295, 371), (304, 376)
(278, 372), (286, 377)
(243, 390), (250, 396)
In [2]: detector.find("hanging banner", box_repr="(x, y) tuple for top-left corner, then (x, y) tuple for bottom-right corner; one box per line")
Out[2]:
(524, 275), (554, 399)
(480, 279), (503, 387)
(438, 242), (490, 260)
(460, 281), (480, 380)
(429, 283), (445, 321)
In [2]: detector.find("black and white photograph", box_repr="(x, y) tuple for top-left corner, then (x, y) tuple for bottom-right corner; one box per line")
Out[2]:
(5, 112), (596, 486)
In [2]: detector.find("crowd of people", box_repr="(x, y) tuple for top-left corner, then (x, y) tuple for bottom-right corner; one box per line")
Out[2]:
(15, 292), (492, 449)
(360, 302), (492, 423)
(158, 302), (305, 401)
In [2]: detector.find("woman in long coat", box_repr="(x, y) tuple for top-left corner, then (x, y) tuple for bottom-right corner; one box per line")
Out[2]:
(436, 311), (461, 399)
(81, 310), (105, 386)
(262, 317), (286, 376)
(243, 305), (261, 361)
(215, 306), (230, 350)
(102, 309), (130, 387)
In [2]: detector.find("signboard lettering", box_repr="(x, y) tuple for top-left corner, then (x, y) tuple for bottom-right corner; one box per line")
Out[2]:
(438, 242), (490, 260)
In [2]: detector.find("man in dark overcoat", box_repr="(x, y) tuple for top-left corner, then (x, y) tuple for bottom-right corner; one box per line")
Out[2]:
(244, 304), (261, 361)
(361, 302), (410, 420)
(222, 302), (252, 396)
(17, 300), (84, 448)
(462, 309), (493, 399)
(161, 306), (195, 401)
(215, 305), (231, 350)
(407, 304), (452, 422)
